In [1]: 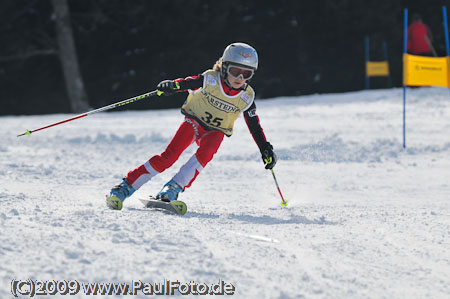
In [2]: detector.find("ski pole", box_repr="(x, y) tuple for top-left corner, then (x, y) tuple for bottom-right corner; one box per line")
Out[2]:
(267, 166), (288, 207)
(17, 90), (159, 137)
(425, 36), (438, 57)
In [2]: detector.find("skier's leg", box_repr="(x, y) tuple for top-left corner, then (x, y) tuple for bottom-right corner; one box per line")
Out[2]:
(148, 120), (196, 173)
(172, 130), (225, 190)
(107, 119), (197, 210)
(125, 119), (196, 190)
(156, 130), (224, 202)
(125, 160), (159, 190)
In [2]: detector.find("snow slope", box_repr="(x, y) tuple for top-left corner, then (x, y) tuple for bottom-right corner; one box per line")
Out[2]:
(1, 87), (450, 298)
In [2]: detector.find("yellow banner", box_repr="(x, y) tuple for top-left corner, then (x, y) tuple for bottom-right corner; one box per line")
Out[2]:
(403, 54), (450, 87)
(366, 61), (390, 77)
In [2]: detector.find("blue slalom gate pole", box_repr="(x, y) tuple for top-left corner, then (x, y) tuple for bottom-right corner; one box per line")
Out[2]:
(365, 36), (370, 89)
(403, 8), (408, 148)
(383, 40), (392, 88)
(443, 6), (450, 100)
(443, 6), (450, 56)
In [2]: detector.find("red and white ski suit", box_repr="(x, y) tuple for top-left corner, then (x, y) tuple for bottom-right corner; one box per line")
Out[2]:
(125, 72), (269, 191)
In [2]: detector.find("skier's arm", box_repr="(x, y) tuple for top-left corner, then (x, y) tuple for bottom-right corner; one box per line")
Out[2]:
(244, 102), (277, 169)
(157, 75), (203, 96)
(174, 75), (203, 91)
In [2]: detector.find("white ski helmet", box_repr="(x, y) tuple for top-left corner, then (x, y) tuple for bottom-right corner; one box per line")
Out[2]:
(221, 42), (258, 79)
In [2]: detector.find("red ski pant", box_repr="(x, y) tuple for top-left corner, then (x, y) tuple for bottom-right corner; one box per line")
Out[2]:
(126, 117), (224, 189)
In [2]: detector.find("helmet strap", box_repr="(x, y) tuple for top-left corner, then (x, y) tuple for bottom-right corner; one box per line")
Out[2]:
(224, 75), (232, 88)
(223, 76), (247, 92)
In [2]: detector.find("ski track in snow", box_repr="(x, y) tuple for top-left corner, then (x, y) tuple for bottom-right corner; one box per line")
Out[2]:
(1, 87), (450, 298)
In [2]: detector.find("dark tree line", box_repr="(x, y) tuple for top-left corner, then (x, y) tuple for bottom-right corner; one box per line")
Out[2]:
(0, 0), (448, 115)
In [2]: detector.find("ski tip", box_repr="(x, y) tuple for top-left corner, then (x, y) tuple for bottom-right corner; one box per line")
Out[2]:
(106, 195), (123, 210)
(170, 200), (187, 215)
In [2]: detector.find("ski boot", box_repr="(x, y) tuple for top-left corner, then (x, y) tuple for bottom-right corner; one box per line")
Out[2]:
(155, 179), (183, 202)
(106, 178), (135, 210)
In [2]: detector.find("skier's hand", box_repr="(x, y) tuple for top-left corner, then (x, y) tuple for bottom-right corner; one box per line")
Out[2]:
(157, 80), (180, 96)
(261, 142), (277, 169)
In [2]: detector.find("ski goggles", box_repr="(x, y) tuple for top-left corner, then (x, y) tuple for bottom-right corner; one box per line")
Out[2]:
(226, 65), (255, 80)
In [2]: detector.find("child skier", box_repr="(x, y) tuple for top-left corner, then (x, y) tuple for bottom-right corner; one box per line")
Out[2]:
(106, 42), (277, 210)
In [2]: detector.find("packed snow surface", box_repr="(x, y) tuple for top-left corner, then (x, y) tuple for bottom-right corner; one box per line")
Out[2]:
(1, 87), (450, 298)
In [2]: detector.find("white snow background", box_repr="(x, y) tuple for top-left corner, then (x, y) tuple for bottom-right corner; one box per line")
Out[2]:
(1, 87), (450, 298)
